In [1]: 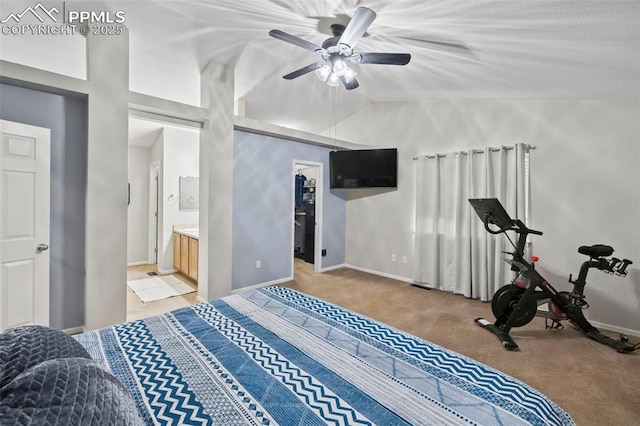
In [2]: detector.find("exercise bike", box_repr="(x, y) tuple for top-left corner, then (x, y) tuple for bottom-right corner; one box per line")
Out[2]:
(469, 198), (639, 353)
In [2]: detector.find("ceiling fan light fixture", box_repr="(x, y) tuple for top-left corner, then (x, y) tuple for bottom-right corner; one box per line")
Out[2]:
(270, 6), (409, 90)
(315, 64), (331, 82)
(342, 66), (357, 83)
(332, 59), (348, 76)
(327, 72), (340, 86)
(316, 60), (356, 86)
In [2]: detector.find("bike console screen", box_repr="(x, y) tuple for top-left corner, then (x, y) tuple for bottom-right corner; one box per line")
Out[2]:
(469, 198), (514, 233)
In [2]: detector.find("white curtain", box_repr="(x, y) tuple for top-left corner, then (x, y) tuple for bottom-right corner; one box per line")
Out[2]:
(413, 143), (530, 301)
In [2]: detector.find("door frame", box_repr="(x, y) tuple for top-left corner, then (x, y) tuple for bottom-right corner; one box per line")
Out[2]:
(148, 161), (160, 264)
(291, 160), (323, 275)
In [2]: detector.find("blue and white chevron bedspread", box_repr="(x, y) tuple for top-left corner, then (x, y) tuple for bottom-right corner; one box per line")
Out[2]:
(76, 286), (574, 426)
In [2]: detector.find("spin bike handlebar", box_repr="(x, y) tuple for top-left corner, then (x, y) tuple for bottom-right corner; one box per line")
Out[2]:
(482, 215), (542, 271)
(483, 216), (543, 237)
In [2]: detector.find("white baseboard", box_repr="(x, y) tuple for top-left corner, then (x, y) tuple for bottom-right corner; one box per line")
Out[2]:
(343, 264), (414, 284)
(590, 320), (640, 338)
(127, 261), (149, 267)
(63, 326), (85, 335)
(231, 276), (293, 294)
(319, 263), (347, 273)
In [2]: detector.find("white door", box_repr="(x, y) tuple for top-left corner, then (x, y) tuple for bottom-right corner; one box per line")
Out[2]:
(0, 120), (51, 331)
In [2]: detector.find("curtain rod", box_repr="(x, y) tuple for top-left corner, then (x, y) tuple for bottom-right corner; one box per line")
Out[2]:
(412, 144), (536, 161)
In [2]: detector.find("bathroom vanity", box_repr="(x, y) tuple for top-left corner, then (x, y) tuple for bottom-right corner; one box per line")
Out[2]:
(173, 226), (198, 282)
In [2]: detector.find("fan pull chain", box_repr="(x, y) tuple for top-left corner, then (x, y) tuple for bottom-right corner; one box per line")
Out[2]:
(332, 84), (338, 150)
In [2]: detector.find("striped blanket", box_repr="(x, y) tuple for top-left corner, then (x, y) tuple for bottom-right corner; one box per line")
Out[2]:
(76, 286), (574, 425)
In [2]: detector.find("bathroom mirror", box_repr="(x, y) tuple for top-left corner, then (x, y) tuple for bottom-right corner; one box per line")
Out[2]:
(179, 176), (199, 211)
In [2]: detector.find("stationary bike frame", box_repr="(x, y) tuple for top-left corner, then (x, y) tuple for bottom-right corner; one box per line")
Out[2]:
(471, 199), (637, 353)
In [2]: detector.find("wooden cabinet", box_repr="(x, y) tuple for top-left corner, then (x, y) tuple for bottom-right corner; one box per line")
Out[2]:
(180, 235), (189, 274)
(173, 232), (198, 282)
(173, 233), (181, 270)
(188, 238), (198, 281)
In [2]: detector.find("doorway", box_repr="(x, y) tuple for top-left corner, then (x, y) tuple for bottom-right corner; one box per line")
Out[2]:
(126, 115), (201, 320)
(292, 160), (323, 277)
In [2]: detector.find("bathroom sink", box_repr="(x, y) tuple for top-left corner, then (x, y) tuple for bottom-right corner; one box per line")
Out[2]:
(178, 228), (199, 238)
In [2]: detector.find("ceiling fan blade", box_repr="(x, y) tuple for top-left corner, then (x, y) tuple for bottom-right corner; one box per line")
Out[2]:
(357, 52), (411, 65)
(283, 62), (325, 80)
(395, 36), (470, 52)
(269, 29), (323, 53)
(338, 7), (376, 48)
(368, 31), (472, 55)
(340, 76), (359, 90)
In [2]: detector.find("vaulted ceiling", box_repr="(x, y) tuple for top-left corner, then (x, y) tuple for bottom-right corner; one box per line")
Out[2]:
(119, 0), (640, 140)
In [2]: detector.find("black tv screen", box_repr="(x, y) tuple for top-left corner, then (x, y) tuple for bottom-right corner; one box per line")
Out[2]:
(330, 148), (398, 189)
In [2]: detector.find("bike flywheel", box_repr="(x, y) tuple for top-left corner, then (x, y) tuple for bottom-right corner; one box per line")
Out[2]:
(491, 284), (537, 327)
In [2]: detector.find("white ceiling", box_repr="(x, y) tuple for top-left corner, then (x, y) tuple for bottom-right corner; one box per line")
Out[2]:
(129, 117), (163, 148)
(120, 0), (640, 141)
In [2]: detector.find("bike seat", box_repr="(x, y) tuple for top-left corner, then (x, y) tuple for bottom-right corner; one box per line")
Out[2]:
(578, 244), (613, 258)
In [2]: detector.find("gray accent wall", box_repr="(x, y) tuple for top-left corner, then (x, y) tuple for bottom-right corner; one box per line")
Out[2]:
(0, 83), (87, 330)
(232, 130), (346, 290)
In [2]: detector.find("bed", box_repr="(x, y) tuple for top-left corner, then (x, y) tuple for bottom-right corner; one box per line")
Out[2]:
(2, 286), (575, 425)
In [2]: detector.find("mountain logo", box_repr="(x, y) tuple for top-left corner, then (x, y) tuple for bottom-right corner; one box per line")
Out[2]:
(1, 3), (59, 24)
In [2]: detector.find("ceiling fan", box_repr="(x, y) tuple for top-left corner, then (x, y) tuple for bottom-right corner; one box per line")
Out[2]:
(268, 7), (411, 90)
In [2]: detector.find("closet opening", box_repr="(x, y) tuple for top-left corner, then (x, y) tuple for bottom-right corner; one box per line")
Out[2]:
(292, 160), (323, 277)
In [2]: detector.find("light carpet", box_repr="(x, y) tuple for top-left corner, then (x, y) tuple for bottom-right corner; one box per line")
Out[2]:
(127, 275), (195, 303)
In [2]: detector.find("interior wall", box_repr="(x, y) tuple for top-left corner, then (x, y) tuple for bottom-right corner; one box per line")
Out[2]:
(82, 30), (130, 330)
(127, 145), (151, 264)
(1, 27), (130, 331)
(0, 83), (87, 330)
(232, 130), (346, 290)
(0, 30), (86, 80)
(337, 98), (640, 334)
(128, 32), (200, 107)
(199, 61), (235, 302)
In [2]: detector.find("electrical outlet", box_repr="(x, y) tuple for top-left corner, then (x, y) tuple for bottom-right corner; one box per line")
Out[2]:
(256, 260), (261, 269)
(391, 254), (397, 262)
(402, 256), (408, 264)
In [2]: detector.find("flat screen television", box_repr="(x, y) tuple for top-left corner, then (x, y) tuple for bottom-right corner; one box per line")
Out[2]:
(330, 148), (398, 189)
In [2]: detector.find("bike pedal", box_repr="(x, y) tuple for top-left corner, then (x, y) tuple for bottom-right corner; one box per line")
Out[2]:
(545, 318), (564, 330)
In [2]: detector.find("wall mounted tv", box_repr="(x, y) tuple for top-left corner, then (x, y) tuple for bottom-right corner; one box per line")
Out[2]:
(330, 148), (398, 189)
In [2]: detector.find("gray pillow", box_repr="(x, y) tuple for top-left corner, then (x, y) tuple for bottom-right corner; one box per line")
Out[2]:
(0, 357), (143, 426)
(0, 325), (91, 389)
